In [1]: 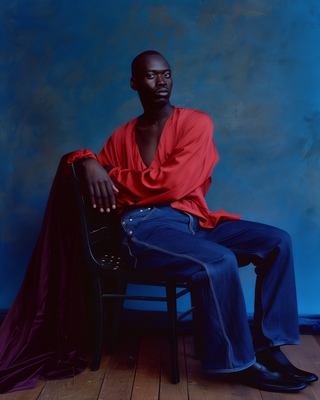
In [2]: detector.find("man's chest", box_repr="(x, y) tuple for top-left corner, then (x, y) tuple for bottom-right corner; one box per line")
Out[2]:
(134, 124), (165, 168)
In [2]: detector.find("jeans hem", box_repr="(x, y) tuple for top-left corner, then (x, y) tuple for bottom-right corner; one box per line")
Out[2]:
(204, 357), (256, 374)
(254, 340), (300, 353)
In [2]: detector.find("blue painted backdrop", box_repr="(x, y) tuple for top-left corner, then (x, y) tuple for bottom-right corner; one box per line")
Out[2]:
(1, 0), (319, 314)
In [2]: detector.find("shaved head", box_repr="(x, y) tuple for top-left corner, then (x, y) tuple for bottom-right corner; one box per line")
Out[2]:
(131, 50), (163, 77)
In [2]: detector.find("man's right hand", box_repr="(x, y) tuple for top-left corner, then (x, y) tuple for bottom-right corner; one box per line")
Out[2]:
(74, 158), (119, 213)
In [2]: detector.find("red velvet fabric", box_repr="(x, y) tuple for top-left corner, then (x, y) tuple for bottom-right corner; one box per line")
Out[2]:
(0, 155), (88, 393)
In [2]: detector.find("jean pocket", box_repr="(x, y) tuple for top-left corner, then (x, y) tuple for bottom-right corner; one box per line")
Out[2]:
(142, 206), (157, 220)
(121, 206), (157, 235)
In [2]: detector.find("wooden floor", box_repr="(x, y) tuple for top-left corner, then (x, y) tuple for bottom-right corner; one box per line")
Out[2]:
(1, 335), (320, 400)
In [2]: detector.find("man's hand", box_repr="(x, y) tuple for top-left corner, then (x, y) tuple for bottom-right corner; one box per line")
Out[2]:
(74, 158), (119, 212)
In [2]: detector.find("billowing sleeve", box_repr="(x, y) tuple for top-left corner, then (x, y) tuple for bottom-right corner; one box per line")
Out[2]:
(102, 113), (218, 206)
(64, 149), (98, 175)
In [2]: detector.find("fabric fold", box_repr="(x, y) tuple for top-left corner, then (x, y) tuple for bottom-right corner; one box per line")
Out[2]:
(0, 154), (88, 394)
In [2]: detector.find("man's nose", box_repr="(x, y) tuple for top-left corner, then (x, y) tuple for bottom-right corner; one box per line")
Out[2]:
(156, 75), (166, 86)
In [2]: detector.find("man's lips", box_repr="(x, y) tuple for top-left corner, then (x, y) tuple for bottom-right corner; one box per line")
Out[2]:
(156, 89), (169, 96)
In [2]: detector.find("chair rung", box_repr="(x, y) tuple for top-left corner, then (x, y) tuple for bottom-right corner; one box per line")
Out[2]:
(124, 281), (187, 288)
(177, 306), (195, 322)
(176, 288), (189, 299)
(103, 294), (167, 301)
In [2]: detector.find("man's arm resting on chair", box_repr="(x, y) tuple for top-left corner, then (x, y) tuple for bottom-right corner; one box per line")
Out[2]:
(74, 158), (118, 213)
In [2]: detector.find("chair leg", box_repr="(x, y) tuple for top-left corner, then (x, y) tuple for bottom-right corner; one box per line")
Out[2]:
(91, 275), (107, 371)
(166, 280), (180, 384)
(190, 291), (200, 360)
(107, 280), (127, 355)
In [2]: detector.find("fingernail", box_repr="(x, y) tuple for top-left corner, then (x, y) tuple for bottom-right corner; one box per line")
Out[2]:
(99, 208), (104, 213)
(106, 208), (110, 213)
(112, 205), (116, 209)
(113, 185), (119, 193)
(93, 204), (97, 209)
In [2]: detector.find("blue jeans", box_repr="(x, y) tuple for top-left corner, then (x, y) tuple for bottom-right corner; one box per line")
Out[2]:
(118, 205), (300, 372)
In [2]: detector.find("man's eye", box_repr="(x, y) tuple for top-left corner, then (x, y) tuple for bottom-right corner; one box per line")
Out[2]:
(164, 73), (170, 78)
(147, 74), (155, 79)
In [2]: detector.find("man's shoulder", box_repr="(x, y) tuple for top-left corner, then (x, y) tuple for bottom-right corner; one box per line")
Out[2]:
(110, 117), (137, 138)
(174, 107), (212, 122)
(174, 107), (213, 129)
(175, 106), (210, 116)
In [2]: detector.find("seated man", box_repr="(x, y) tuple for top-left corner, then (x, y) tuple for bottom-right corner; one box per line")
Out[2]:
(74, 50), (317, 393)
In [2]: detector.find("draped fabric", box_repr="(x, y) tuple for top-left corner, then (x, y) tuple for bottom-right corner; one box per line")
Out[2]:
(0, 155), (88, 393)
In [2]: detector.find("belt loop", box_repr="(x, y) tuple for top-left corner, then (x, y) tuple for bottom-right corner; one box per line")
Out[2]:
(188, 213), (195, 234)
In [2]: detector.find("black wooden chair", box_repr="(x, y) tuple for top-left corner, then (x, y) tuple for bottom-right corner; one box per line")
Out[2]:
(70, 163), (196, 384)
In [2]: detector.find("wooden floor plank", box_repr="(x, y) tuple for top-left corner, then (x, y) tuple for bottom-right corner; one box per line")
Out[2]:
(159, 335), (188, 400)
(184, 335), (263, 400)
(0, 380), (45, 400)
(131, 335), (162, 400)
(260, 385), (317, 400)
(314, 336), (320, 349)
(98, 335), (140, 400)
(1, 334), (319, 400)
(37, 347), (111, 400)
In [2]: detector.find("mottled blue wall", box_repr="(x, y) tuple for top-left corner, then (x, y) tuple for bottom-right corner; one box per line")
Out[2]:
(1, 0), (319, 314)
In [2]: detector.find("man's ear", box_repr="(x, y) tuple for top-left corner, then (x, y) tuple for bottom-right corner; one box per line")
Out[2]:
(130, 77), (137, 91)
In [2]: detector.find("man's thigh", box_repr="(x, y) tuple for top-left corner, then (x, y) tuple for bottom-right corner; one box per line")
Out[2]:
(121, 207), (238, 279)
(197, 219), (291, 266)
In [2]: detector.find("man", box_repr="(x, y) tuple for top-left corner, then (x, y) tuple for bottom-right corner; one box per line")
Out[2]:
(73, 50), (317, 392)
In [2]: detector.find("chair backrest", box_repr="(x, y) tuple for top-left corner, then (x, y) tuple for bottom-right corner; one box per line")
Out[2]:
(70, 163), (122, 263)
(70, 162), (176, 283)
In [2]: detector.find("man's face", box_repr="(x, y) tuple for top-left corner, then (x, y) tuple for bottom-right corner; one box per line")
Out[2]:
(131, 54), (173, 107)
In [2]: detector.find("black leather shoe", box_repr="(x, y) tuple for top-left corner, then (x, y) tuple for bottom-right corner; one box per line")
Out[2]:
(229, 362), (307, 392)
(256, 347), (318, 383)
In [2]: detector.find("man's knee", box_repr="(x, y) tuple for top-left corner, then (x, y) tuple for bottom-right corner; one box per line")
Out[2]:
(270, 227), (293, 251)
(206, 248), (239, 276)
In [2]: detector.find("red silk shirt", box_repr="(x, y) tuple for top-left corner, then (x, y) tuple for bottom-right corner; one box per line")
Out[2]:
(68, 107), (241, 228)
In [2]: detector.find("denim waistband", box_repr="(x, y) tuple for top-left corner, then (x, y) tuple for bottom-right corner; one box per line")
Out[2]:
(119, 204), (200, 242)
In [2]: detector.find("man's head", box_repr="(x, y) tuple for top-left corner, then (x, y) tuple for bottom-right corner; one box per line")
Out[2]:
(130, 50), (173, 110)
(131, 50), (163, 78)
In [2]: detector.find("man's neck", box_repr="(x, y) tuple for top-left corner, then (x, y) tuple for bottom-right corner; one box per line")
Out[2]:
(139, 103), (175, 126)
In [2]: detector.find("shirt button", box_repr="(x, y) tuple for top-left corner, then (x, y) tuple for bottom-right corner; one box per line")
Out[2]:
(129, 218), (132, 221)
(122, 222), (126, 225)
(140, 209), (143, 212)
(129, 231), (133, 235)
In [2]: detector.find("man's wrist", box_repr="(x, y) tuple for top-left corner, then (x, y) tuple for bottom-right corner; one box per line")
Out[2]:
(103, 165), (115, 173)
